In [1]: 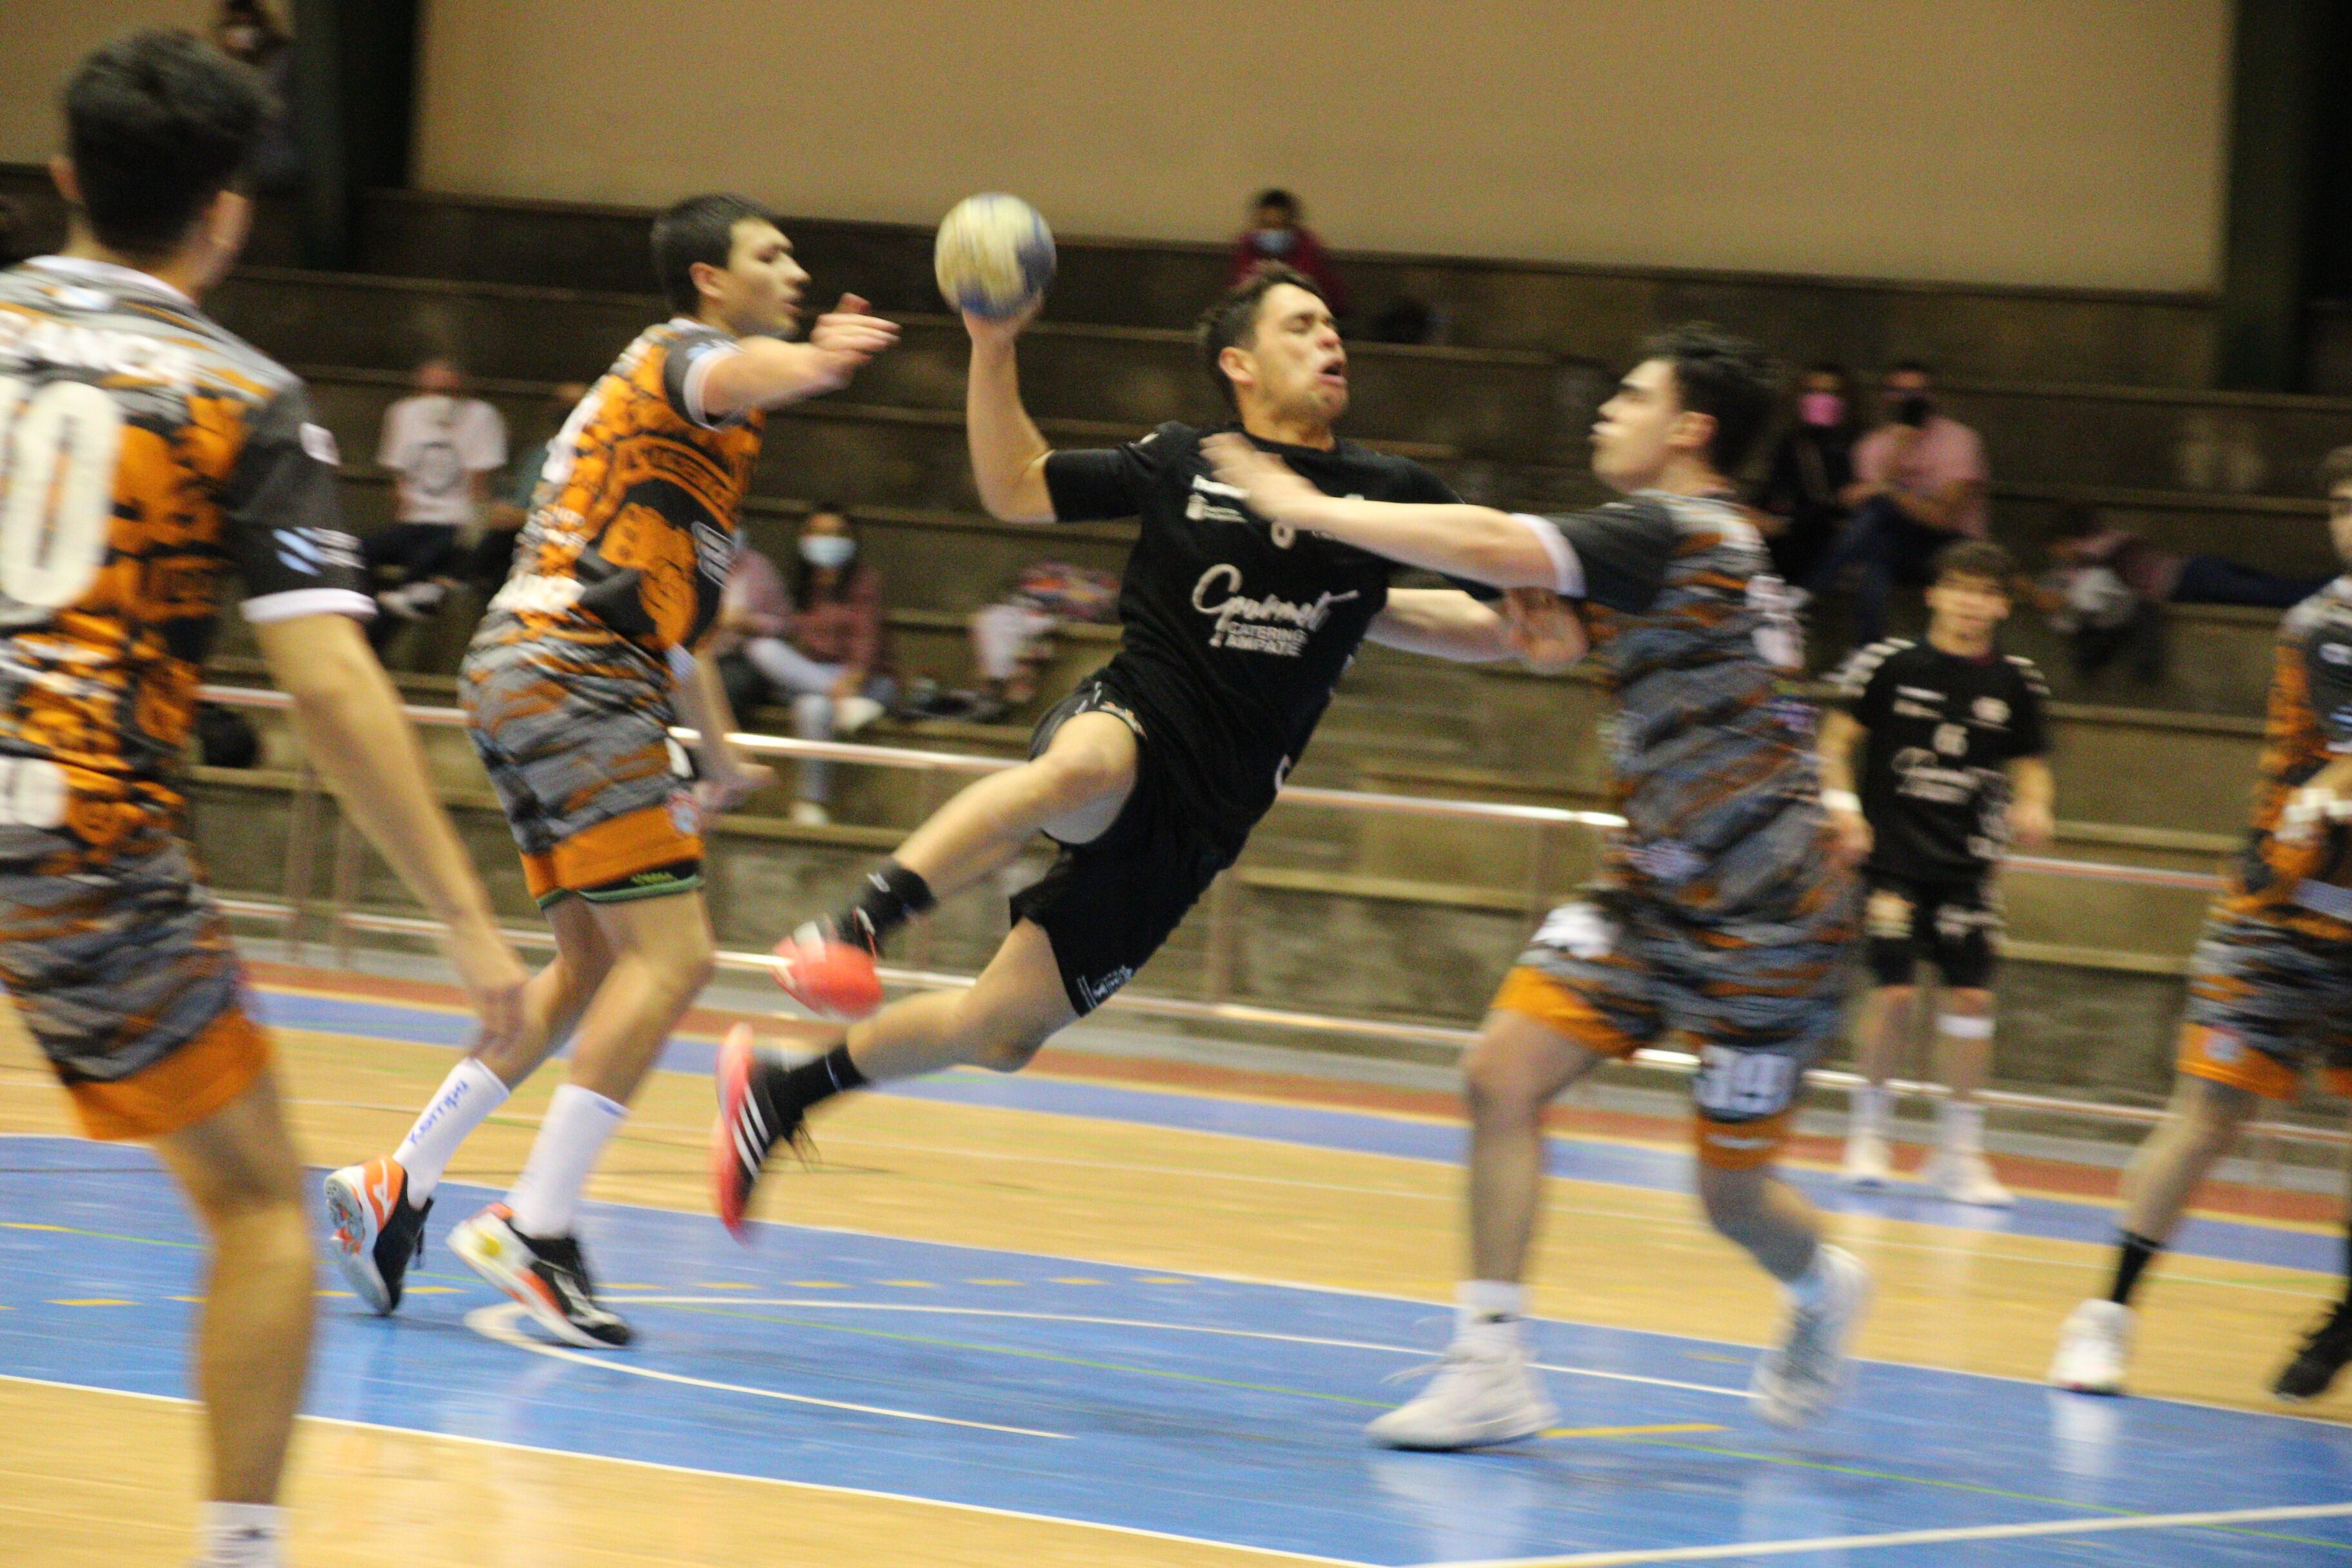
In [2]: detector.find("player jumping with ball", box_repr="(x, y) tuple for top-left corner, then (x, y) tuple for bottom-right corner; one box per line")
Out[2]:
(714, 260), (1567, 1227)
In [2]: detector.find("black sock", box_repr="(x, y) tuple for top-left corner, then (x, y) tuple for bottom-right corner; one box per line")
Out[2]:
(832, 860), (935, 950)
(756, 1042), (868, 1132)
(2110, 1230), (2163, 1306)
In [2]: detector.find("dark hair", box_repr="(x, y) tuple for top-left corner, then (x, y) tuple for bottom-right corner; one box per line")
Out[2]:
(1636, 322), (1776, 475)
(1253, 189), (1298, 215)
(1197, 265), (1326, 411)
(1885, 358), (1936, 380)
(792, 505), (861, 607)
(1932, 539), (2015, 588)
(2320, 445), (2352, 495)
(651, 193), (779, 316)
(64, 30), (270, 261)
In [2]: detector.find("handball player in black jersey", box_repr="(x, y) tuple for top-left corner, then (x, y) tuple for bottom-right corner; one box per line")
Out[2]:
(1819, 542), (2053, 1206)
(713, 267), (1563, 1228)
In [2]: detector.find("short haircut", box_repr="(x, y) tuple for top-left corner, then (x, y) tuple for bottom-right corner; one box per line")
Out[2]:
(64, 30), (270, 261)
(651, 193), (779, 316)
(2320, 445), (2352, 495)
(1932, 539), (2015, 587)
(1885, 358), (1936, 380)
(1636, 322), (1776, 475)
(1197, 265), (1326, 411)
(1254, 188), (1298, 214)
(805, 498), (848, 520)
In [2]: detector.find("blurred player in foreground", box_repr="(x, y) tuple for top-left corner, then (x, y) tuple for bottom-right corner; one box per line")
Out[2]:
(714, 268), (1559, 1230)
(1209, 324), (1868, 1447)
(1, 32), (527, 1566)
(1821, 542), (2053, 1206)
(325, 195), (897, 1348)
(2052, 446), (2352, 1404)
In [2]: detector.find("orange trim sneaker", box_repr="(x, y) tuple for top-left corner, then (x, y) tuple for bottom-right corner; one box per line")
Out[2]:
(771, 918), (884, 1018)
(323, 1156), (432, 1315)
(448, 1203), (633, 1348)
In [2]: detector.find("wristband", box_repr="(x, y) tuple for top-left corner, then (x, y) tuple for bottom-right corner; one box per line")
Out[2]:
(1823, 789), (1861, 814)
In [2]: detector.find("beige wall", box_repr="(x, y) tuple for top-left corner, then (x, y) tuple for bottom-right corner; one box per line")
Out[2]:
(416, 0), (2231, 293)
(0, 3), (218, 166)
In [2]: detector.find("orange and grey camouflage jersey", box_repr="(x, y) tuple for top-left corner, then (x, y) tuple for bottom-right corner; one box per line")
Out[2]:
(476, 318), (762, 674)
(2221, 575), (2352, 934)
(0, 256), (371, 864)
(1513, 491), (1834, 922)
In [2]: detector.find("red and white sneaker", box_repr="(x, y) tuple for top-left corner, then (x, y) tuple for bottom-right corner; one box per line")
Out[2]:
(771, 919), (883, 1017)
(323, 1155), (432, 1315)
(711, 1024), (814, 1242)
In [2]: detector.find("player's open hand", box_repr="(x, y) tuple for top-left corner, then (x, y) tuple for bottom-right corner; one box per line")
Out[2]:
(2007, 798), (2055, 849)
(447, 920), (529, 1055)
(962, 297), (1043, 347)
(1202, 434), (1333, 538)
(808, 295), (899, 387)
(696, 761), (778, 819)
(1501, 588), (1586, 671)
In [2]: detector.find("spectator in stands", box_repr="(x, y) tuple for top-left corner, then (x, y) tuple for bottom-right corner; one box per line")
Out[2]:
(1229, 190), (1348, 318)
(0, 195), (34, 268)
(369, 357), (507, 651)
(1805, 360), (1990, 647)
(905, 560), (1122, 723)
(718, 507), (888, 826)
(211, 2), (299, 191)
(471, 380), (589, 599)
(1756, 362), (1858, 586)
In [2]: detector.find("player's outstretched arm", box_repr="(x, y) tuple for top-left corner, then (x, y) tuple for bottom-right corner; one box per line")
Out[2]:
(699, 295), (901, 420)
(964, 302), (1057, 524)
(252, 614), (528, 1049)
(1203, 435), (1562, 590)
(1369, 588), (1587, 671)
(672, 647), (777, 816)
(1815, 708), (1873, 867)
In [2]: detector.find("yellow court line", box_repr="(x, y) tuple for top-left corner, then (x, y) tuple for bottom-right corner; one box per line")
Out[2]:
(48, 1298), (130, 1308)
(1546, 1423), (1725, 1440)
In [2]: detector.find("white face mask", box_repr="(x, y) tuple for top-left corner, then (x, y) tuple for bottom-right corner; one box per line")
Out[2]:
(800, 534), (855, 570)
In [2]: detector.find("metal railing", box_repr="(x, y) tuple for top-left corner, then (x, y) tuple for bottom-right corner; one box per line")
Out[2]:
(196, 682), (2344, 1158)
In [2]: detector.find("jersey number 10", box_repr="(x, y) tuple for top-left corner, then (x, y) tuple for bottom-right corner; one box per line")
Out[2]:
(0, 376), (124, 614)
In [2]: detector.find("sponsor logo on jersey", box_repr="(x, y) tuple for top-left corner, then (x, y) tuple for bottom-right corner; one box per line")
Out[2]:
(299, 422), (341, 466)
(1897, 685), (1943, 701)
(1891, 699), (1942, 720)
(666, 789), (700, 838)
(0, 313), (196, 386)
(2322, 642), (2352, 665)
(1185, 475), (1251, 525)
(1972, 696), (2010, 725)
(1190, 564), (1360, 656)
(1077, 965), (1135, 1010)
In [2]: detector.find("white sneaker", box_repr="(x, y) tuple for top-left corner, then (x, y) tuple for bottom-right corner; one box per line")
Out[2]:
(1840, 1130), (1892, 1188)
(1367, 1335), (1556, 1450)
(1752, 1244), (1872, 1428)
(789, 800), (830, 827)
(2049, 1298), (2133, 1395)
(1923, 1146), (2014, 1208)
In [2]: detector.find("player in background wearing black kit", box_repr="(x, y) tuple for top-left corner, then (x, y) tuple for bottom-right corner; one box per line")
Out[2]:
(712, 267), (1567, 1226)
(1819, 542), (2054, 1207)
(2052, 447), (2352, 1404)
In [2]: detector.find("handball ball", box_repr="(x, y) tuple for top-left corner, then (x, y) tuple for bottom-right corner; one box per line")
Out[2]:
(934, 194), (1055, 320)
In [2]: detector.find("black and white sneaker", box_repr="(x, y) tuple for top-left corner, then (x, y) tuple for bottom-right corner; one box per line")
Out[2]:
(323, 1155), (432, 1315)
(712, 1024), (816, 1240)
(449, 1203), (633, 1348)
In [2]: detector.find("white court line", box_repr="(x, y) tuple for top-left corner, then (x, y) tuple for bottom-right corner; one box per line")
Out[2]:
(0, 1371), (1364, 1568)
(1417, 1500), (2352, 1567)
(607, 1297), (1750, 1401)
(462, 1303), (1071, 1438)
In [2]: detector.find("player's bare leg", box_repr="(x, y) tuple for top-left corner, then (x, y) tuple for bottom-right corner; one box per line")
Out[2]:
(148, 1069), (313, 1561)
(770, 712), (1137, 1016)
(1922, 987), (2011, 1204)
(449, 895), (716, 1348)
(1463, 1010), (1605, 1282)
(2052, 1074), (2258, 1393)
(329, 897), (612, 1315)
(1841, 981), (1914, 1186)
(1703, 1158), (1872, 1427)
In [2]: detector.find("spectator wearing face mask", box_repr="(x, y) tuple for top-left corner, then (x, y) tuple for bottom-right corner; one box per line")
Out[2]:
(1805, 360), (1990, 647)
(1228, 190), (1349, 318)
(369, 357), (507, 649)
(1756, 362), (1859, 586)
(715, 507), (890, 826)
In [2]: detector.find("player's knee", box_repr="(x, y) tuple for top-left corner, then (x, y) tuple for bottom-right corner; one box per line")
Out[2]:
(1463, 1037), (1548, 1122)
(2177, 1075), (2259, 1144)
(1034, 742), (1127, 809)
(1694, 1162), (1767, 1237)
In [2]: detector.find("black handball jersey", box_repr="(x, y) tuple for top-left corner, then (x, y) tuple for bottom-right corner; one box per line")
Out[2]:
(1834, 637), (2050, 883)
(1043, 421), (1457, 852)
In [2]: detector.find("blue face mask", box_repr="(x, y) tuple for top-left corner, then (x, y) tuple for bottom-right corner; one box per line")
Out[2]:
(1251, 226), (1298, 257)
(799, 534), (855, 570)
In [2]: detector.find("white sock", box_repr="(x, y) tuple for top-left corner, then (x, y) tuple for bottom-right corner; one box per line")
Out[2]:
(504, 1084), (627, 1237)
(1850, 1084), (1892, 1139)
(1939, 1099), (1986, 1155)
(197, 1502), (283, 1568)
(1456, 1279), (1527, 1345)
(1784, 1248), (1835, 1310)
(393, 1057), (511, 1202)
